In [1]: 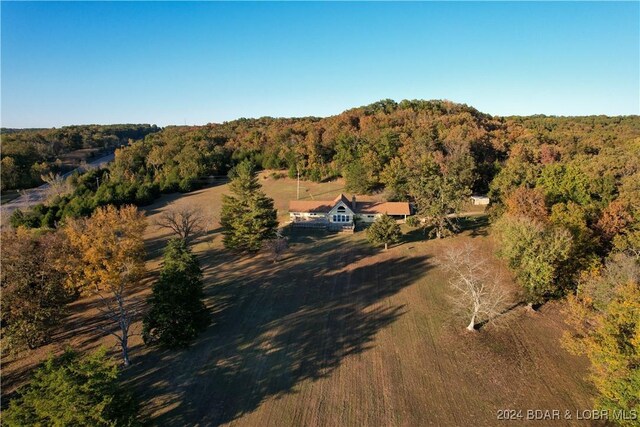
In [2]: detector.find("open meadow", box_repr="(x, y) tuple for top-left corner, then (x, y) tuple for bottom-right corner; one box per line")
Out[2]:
(2, 174), (598, 426)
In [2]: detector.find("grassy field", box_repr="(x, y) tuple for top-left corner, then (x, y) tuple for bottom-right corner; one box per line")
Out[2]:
(1, 173), (597, 426)
(57, 147), (105, 169)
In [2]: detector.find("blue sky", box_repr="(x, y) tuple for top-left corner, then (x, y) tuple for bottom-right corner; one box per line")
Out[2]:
(2, 2), (639, 128)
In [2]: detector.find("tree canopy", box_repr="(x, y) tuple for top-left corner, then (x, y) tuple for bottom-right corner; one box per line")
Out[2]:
(3, 348), (140, 427)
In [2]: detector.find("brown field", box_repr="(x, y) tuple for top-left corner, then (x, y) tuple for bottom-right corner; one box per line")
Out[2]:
(1, 173), (598, 426)
(57, 147), (104, 169)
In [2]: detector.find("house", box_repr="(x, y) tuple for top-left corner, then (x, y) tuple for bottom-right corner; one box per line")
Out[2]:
(288, 194), (411, 231)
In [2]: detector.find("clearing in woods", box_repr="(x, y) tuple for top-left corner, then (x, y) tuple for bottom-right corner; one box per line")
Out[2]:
(1, 173), (597, 426)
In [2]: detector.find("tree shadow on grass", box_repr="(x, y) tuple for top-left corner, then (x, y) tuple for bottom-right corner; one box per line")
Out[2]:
(457, 215), (489, 238)
(123, 236), (431, 426)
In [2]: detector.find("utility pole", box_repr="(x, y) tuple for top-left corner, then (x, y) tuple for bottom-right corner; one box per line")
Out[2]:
(296, 165), (300, 200)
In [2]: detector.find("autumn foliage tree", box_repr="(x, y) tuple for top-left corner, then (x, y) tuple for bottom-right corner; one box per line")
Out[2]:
(65, 205), (147, 366)
(0, 229), (76, 350)
(504, 187), (548, 222)
(564, 254), (640, 425)
(220, 160), (278, 252)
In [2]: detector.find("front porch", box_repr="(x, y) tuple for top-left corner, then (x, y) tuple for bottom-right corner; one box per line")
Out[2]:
(289, 218), (355, 233)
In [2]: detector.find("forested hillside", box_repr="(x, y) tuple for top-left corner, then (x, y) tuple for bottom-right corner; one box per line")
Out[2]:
(9, 100), (640, 231)
(0, 124), (159, 190)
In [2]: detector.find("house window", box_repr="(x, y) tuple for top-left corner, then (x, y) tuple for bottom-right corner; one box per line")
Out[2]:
(346, 215), (350, 222)
(332, 215), (337, 222)
(337, 206), (346, 213)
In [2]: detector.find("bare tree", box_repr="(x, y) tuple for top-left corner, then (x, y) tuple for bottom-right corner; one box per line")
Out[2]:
(442, 244), (507, 331)
(155, 205), (205, 245)
(90, 261), (140, 367)
(265, 231), (288, 263)
(41, 172), (71, 201)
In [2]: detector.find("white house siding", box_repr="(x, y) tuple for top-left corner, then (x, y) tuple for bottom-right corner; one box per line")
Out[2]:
(290, 212), (328, 222)
(358, 213), (380, 223)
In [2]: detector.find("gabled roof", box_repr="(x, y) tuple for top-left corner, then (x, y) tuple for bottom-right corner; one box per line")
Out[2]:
(289, 193), (351, 213)
(333, 193), (352, 207)
(289, 193), (410, 216)
(356, 201), (411, 215)
(289, 200), (336, 213)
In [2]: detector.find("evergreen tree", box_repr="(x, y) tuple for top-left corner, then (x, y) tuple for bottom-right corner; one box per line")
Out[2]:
(366, 213), (402, 250)
(220, 160), (278, 252)
(3, 348), (140, 427)
(143, 239), (210, 348)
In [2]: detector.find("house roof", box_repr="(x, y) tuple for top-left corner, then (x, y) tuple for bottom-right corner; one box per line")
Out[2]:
(289, 193), (410, 216)
(288, 200), (336, 213)
(333, 193), (351, 206)
(356, 201), (411, 215)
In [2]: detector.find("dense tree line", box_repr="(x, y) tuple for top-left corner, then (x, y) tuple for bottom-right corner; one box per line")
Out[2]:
(11, 100), (640, 234)
(1, 124), (159, 190)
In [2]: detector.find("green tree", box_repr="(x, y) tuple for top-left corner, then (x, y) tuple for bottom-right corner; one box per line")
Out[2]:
(143, 239), (210, 348)
(1, 156), (18, 190)
(220, 160), (278, 252)
(407, 150), (474, 238)
(366, 214), (402, 250)
(3, 348), (140, 427)
(495, 214), (573, 307)
(380, 157), (409, 200)
(344, 162), (374, 194)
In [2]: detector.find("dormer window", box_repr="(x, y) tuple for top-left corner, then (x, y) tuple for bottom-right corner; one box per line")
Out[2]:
(337, 206), (346, 213)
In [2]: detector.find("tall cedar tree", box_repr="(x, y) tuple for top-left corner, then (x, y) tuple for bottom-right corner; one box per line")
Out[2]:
(366, 213), (402, 250)
(143, 239), (210, 348)
(220, 160), (278, 252)
(564, 254), (640, 426)
(3, 348), (140, 427)
(0, 229), (74, 350)
(65, 205), (147, 366)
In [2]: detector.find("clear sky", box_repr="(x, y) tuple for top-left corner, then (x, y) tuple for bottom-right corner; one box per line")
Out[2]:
(2, 1), (639, 128)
